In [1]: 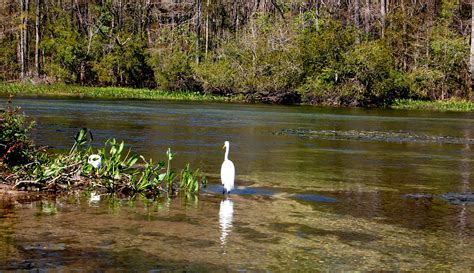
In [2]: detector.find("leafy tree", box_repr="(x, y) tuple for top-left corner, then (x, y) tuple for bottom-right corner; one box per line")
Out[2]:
(0, 0), (471, 105)
(41, 14), (84, 83)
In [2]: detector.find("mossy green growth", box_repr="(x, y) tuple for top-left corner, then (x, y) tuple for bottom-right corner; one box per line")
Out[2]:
(391, 99), (474, 112)
(0, 83), (236, 102)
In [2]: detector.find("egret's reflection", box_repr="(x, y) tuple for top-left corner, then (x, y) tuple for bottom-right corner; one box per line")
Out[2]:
(219, 198), (234, 247)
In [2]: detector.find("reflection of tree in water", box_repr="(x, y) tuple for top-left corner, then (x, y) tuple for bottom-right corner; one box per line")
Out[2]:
(458, 129), (471, 239)
(219, 199), (234, 249)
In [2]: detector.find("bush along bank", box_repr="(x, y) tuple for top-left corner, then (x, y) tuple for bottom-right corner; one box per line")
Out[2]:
(0, 100), (207, 197)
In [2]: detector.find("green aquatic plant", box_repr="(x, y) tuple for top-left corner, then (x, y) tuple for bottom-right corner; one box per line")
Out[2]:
(90, 139), (139, 192)
(1, 102), (207, 196)
(164, 148), (176, 192)
(0, 83), (232, 102)
(128, 156), (165, 194)
(179, 163), (208, 196)
(69, 128), (93, 154)
(28, 136), (205, 195)
(391, 99), (474, 112)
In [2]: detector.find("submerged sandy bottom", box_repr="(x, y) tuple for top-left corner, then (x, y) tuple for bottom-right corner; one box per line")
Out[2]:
(0, 190), (472, 271)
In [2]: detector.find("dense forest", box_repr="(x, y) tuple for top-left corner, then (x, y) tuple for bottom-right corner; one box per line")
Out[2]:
(0, 0), (472, 105)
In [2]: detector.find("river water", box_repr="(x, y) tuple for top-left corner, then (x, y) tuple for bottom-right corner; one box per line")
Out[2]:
(0, 98), (473, 271)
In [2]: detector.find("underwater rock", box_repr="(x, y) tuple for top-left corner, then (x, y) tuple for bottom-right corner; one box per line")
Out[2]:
(403, 193), (437, 200)
(440, 192), (474, 205)
(290, 194), (337, 203)
(403, 192), (474, 205)
(21, 242), (66, 251)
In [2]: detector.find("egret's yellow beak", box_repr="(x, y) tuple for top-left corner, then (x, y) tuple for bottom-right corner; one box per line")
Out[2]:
(222, 144), (226, 149)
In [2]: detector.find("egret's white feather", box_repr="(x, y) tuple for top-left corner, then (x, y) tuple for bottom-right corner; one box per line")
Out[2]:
(221, 160), (235, 191)
(221, 141), (235, 193)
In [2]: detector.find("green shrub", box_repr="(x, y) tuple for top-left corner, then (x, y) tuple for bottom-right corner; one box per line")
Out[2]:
(148, 27), (199, 91)
(298, 77), (336, 105)
(192, 57), (238, 95)
(0, 37), (19, 81)
(0, 100), (36, 165)
(427, 26), (470, 99)
(90, 36), (154, 88)
(298, 19), (356, 80)
(41, 15), (83, 83)
(342, 40), (402, 105)
(405, 67), (444, 99)
(92, 53), (118, 85)
(193, 14), (303, 102)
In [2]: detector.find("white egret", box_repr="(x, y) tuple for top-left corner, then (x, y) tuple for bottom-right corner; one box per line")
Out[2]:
(88, 154), (102, 169)
(221, 141), (235, 194)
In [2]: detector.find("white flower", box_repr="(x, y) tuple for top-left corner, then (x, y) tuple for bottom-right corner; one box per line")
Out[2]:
(88, 154), (102, 169)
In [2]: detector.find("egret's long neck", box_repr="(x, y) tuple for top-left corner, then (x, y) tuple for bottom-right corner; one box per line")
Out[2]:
(224, 145), (230, 160)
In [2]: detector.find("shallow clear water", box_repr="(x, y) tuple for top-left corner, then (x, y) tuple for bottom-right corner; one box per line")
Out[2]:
(0, 98), (473, 270)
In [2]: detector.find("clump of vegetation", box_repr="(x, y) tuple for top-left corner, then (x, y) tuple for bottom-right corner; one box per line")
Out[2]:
(391, 99), (474, 112)
(0, 83), (232, 102)
(0, 101), (207, 197)
(0, 96), (36, 166)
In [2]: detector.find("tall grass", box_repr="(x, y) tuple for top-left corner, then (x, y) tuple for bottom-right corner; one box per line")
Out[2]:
(391, 99), (474, 112)
(0, 83), (237, 102)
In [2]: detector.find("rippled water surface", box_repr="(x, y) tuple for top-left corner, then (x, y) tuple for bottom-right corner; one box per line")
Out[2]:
(0, 98), (473, 271)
